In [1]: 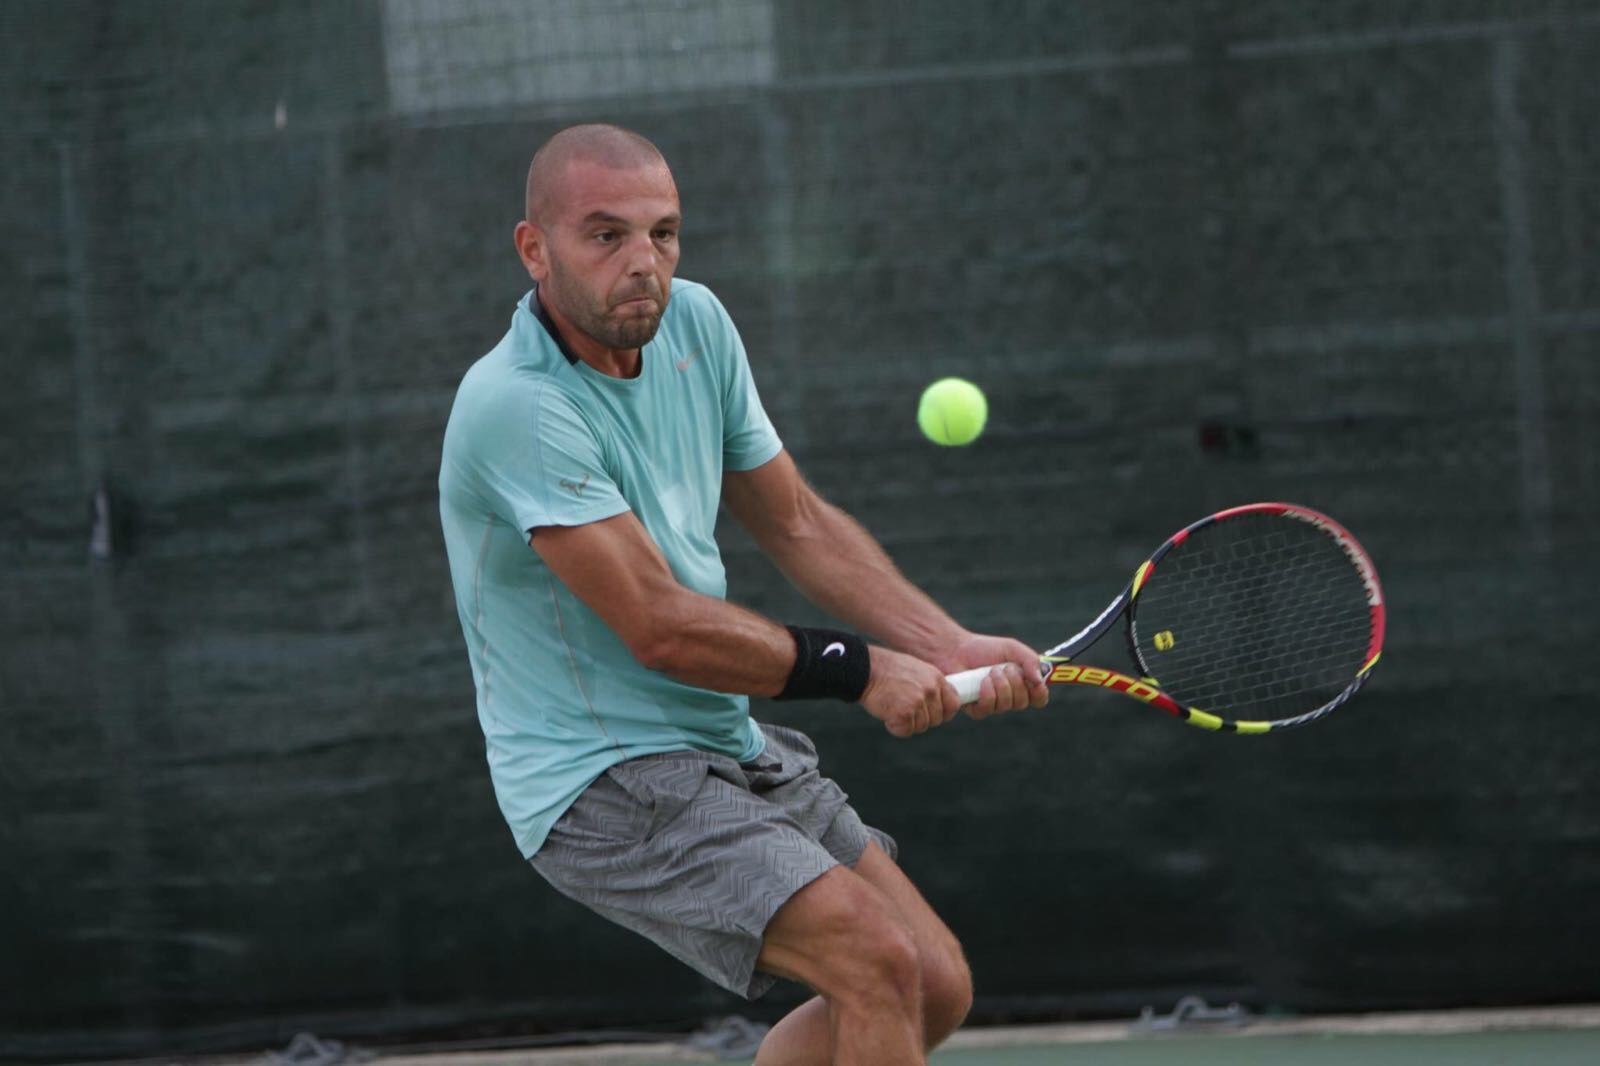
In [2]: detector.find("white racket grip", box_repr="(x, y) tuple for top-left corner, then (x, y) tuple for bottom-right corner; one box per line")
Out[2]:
(945, 666), (1002, 706)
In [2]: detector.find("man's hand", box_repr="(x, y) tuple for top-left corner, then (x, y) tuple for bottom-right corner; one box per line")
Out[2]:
(860, 646), (962, 738)
(931, 632), (1051, 720)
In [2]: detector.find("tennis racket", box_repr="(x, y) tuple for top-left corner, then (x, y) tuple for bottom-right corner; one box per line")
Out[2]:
(947, 502), (1385, 733)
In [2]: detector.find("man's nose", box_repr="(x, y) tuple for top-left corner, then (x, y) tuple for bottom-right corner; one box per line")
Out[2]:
(623, 232), (659, 275)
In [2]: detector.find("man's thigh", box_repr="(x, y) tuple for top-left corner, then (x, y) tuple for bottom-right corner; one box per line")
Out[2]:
(530, 741), (883, 1000)
(851, 840), (968, 977)
(754, 841), (966, 995)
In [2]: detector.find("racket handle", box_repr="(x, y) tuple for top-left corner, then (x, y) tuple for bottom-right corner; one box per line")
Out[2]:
(946, 661), (1053, 705)
(945, 666), (1002, 705)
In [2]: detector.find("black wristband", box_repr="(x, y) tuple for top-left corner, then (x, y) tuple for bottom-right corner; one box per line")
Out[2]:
(775, 625), (871, 702)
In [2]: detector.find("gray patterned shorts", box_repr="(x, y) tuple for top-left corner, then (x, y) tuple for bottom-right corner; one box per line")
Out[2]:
(529, 724), (896, 999)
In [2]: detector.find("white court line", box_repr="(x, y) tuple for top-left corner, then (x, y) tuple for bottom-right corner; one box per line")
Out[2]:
(356, 1003), (1600, 1066)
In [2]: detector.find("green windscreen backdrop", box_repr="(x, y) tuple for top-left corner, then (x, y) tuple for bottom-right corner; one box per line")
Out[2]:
(4, 1), (1599, 1059)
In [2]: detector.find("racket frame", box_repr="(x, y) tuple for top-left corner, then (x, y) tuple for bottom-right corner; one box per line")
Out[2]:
(960, 502), (1386, 734)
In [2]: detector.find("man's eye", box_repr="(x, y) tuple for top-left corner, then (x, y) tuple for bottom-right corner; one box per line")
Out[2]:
(594, 231), (616, 243)
(654, 230), (678, 242)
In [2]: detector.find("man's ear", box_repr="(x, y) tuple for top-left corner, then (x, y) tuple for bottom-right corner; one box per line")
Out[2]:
(514, 220), (548, 282)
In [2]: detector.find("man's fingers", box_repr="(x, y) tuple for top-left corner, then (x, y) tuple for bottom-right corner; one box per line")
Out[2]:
(939, 681), (962, 723)
(986, 664), (1022, 713)
(992, 665), (1017, 704)
(1028, 670), (1050, 708)
(906, 688), (937, 736)
(1022, 659), (1050, 708)
(961, 673), (989, 718)
(897, 707), (923, 737)
(877, 653), (1015, 735)
(982, 670), (1004, 717)
(967, 669), (1002, 719)
(1004, 651), (1049, 709)
(963, 662), (1041, 718)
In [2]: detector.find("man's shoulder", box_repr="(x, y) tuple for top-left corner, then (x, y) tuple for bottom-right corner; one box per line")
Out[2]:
(457, 313), (578, 400)
(666, 277), (728, 324)
(662, 279), (742, 373)
(448, 343), (589, 448)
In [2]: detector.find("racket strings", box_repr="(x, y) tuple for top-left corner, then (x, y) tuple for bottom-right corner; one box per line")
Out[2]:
(1132, 515), (1374, 721)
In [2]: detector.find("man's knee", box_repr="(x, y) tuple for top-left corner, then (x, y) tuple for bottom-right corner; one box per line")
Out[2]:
(845, 910), (923, 1010)
(763, 870), (922, 1011)
(921, 939), (973, 1044)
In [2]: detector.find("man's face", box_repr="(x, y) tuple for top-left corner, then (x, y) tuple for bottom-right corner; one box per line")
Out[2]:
(533, 158), (681, 351)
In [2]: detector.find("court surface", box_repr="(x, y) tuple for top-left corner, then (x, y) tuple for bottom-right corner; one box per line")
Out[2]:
(365, 1005), (1600, 1066)
(916, 1029), (1600, 1065)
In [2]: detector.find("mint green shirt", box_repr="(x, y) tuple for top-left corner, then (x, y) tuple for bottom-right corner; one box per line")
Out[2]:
(439, 280), (782, 857)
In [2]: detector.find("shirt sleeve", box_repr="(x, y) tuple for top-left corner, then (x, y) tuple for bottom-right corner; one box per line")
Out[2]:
(706, 291), (783, 471)
(479, 379), (630, 533)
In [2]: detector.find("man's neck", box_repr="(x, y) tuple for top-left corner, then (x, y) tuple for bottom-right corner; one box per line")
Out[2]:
(534, 285), (642, 380)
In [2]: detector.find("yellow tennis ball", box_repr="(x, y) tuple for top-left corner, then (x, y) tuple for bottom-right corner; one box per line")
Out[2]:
(917, 378), (987, 446)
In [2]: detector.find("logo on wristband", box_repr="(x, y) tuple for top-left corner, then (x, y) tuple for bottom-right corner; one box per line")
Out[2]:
(777, 625), (870, 702)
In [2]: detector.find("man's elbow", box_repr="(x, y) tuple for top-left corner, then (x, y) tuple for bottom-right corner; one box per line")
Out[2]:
(631, 629), (683, 673)
(623, 598), (693, 674)
(756, 491), (831, 562)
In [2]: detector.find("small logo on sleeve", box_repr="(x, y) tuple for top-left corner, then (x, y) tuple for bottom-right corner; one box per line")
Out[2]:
(822, 642), (846, 658)
(558, 473), (590, 498)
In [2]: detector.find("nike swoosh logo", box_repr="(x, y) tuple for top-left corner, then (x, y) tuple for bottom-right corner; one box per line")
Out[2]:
(675, 349), (702, 371)
(822, 642), (846, 658)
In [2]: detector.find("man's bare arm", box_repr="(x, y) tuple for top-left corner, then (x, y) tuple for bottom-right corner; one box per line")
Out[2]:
(529, 512), (958, 735)
(721, 452), (965, 657)
(530, 512), (793, 694)
(722, 450), (1049, 714)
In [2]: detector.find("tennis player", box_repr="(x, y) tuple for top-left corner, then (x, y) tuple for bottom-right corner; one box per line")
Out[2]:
(439, 123), (1049, 1066)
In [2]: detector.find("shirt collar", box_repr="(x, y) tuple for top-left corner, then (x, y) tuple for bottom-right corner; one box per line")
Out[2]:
(529, 283), (579, 365)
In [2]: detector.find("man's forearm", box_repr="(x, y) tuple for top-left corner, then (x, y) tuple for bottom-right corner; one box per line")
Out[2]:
(637, 590), (799, 696)
(761, 498), (965, 660)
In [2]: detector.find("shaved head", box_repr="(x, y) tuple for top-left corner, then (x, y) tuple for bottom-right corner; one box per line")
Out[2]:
(525, 124), (669, 225)
(512, 123), (682, 364)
